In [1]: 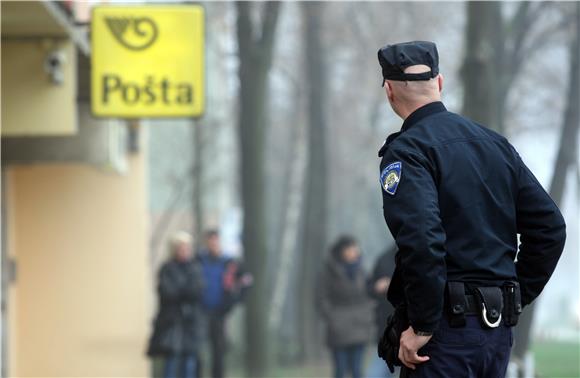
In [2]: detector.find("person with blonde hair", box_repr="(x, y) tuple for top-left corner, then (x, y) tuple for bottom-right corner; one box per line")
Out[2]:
(147, 231), (204, 378)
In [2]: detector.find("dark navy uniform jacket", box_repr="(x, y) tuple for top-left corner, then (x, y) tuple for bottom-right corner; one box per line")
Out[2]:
(379, 101), (566, 333)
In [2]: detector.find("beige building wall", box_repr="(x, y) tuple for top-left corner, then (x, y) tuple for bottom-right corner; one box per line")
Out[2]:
(1, 40), (77, 137)
(5, 155), (150, 377)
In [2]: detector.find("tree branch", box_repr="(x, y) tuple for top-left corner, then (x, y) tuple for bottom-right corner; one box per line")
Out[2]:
(236, 1), (254, 56)
(507, 2), (532, 64)
(502, 2), (571, 102)
(258, 1), (281, 68)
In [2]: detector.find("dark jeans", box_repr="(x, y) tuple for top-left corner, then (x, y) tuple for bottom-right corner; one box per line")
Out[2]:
(208, 313), (226, 378)
(164, 354), (197, 378)
(404, 315), (512, 378)
(331, 343), (366, 378)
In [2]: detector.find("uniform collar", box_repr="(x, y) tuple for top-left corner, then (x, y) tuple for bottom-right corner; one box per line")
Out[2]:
(378, 101), (447, 158)
(401, 101), (447, 132)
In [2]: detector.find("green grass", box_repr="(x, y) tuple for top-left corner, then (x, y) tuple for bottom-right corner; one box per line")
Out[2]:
(226, 360), (331, 378)
(185, 340), (580, 378)
(533, 341), (580, 378)
(266, 363), (331, 378)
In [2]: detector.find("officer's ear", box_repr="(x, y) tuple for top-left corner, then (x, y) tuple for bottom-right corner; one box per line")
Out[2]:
(437, 74), (444, 93)
(385, 81), (395, 103)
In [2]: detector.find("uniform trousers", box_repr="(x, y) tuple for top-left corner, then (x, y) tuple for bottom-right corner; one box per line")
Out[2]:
(403, 315), (512, 378)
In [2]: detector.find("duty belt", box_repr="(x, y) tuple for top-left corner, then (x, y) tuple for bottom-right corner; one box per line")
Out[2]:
(446, 281), (522, 329)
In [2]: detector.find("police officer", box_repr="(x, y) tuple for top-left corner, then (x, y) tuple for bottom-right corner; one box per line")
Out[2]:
(376, 41), (566, 377)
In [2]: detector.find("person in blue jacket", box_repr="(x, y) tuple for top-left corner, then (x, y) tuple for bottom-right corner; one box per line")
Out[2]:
(197, 229), (253, 378)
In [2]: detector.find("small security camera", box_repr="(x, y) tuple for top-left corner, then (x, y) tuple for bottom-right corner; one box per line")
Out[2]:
(44, 49), (67, 85)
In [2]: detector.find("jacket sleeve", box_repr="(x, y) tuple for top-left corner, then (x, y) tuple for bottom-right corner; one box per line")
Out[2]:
(380, 148), (447, 333)
(221, 260), (249, 314)
(181, 264), (204, 301)
(514, 153), (566, 306)
(316, 267), (332, 321)
(158, 264), (184, 304)
(233, 260), (252, 301)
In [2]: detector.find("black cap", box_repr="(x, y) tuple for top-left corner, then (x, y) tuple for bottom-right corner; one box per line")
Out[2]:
(377, 41), (439, 85)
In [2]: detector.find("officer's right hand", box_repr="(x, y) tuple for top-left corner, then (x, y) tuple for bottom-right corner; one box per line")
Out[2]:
(398, 326), (431, 370)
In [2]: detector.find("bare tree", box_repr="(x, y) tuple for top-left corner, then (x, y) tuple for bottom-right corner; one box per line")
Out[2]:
(461, 2), (504, 132)
(298, 1), (328, 361)
(462, 2), (570, 133)
(236, 2), (281, 376)
(268, 105), (307, 332)
(513, 1), (580, 365)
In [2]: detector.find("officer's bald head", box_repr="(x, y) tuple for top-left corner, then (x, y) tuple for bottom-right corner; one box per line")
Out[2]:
(384, 64), (444, 119)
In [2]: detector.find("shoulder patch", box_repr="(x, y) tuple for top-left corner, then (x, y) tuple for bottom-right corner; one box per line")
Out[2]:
(380, 161), (402, 195)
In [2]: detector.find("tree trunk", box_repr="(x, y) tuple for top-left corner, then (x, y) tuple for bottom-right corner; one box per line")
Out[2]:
(269, 130), (306, 336)
(192, 119), (203, 247)
(298, 1), (328, 362)
(512, 1), (580, 364)
(269, 89), (307, 332)
(236, 2), (281, 376)
(461, 1), (504, 133)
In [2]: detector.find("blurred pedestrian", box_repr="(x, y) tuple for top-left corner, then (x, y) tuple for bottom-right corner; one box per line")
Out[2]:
(198, 229), (253, 378)
(365, 246), (398, 378)
(317, 236), (375, 378)
(147, 231), (204, 378)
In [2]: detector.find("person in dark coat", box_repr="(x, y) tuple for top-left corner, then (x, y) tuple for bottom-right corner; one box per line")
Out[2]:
(365, 246), (397, 378)
(147, 231), (204, 378)
(317, 236), (375, 378)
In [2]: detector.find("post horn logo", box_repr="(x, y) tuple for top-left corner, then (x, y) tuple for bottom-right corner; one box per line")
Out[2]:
(105, 16), (158, 51)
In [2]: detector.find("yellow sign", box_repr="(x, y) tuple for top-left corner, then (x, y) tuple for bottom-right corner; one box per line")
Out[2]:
(91, 5), (205, 118)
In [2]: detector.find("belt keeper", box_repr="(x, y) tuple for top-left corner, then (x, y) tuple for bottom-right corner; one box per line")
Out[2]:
(447, 281), (467, 327)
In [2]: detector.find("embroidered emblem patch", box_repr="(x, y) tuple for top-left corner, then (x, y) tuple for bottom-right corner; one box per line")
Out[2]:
(380, 162), (402, 195)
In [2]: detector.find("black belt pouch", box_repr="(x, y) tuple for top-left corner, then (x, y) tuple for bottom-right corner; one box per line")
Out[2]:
(503, 281), (522, 326)
(446, 281), (467, 327)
